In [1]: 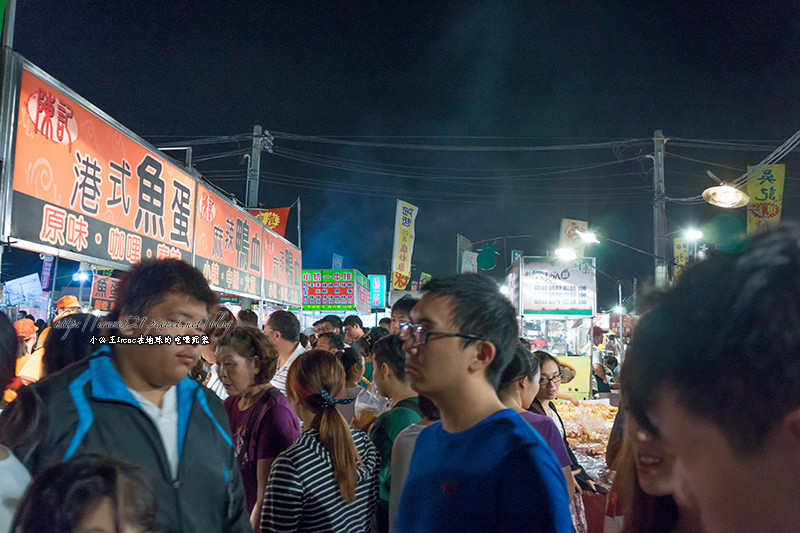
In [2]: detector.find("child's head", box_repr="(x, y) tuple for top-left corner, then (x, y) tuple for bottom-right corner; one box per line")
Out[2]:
(13, 453), (156, 533)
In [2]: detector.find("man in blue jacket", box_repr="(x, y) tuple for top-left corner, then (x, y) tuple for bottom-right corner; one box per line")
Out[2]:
(0, 258), (250, 533)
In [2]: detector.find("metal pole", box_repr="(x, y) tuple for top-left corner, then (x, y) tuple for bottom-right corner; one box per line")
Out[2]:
(653, 130), (668, 289)
(0, 0), (16, 286)
(296, 197), (301, 250)
(48, 255), (59, 321)
(2, 0), (15, 49)
(245, 125), (263, 208)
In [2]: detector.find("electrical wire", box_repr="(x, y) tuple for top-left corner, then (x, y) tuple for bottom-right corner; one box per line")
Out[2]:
(271, 131), (650, 152)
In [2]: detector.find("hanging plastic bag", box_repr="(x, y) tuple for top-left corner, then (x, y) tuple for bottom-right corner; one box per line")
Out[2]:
(352, 381), (390, 429)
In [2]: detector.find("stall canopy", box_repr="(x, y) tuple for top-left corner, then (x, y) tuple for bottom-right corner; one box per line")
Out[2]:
(0, 54), (301, 307)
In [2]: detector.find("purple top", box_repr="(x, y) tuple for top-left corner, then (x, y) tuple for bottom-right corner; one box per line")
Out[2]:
(225, 388), (300, 512)
(519, 411), (571, 468)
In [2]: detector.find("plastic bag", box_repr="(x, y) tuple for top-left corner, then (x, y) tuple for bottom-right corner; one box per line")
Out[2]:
(353, 382), (390, 428)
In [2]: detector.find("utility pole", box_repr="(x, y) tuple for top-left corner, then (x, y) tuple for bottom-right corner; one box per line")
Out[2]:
(245, 125), (264, 208)
(653, 130), (668, 290)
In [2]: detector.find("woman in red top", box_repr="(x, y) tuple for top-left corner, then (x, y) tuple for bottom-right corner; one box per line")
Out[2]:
(217, 326), (300, 532)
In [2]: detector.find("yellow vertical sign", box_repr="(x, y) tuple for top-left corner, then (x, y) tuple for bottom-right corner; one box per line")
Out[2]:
(673, 238), (689, 281)
(747, 164), (785, 234)
(391, 200), (418, 290)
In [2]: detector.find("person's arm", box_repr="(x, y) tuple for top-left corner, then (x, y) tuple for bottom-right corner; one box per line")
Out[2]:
(251, 458), (275, 532)
(561, 465), (575, 503)
(261, 455), (302, 532)
(555, 391), (580, 406)
(593, 362), (608, 383)
(252, 396), (301, 531)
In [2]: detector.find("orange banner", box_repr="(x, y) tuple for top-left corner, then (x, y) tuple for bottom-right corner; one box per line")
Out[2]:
(11, 67), (196, 265)
(263, 231), (302, 305)
(90, 274), (121, 312)
(248, 207), (291, 237)
(194, 184), (263, 296)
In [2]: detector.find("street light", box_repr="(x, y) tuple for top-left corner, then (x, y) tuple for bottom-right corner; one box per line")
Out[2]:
(72, 271), (90, 306)
(683, 229), (704, 264)
(553, 247), (577, 261)
(702, 184), (750, 208)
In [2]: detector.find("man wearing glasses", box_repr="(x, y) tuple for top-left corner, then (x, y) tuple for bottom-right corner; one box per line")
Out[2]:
(394, 274), (571, 533)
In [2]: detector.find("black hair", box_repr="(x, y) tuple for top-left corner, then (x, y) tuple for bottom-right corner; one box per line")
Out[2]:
(418, 395), (440, 421)
(421, 274), (518, 387)
(108, 259), (217, 322)
(0, 312), (18, 390)
(43, 313), (100, 375)
(372, 335), (408, 383)
(216, 326), (280, 385)
(298, 332), (310, 349)
(12, 453), (156, 533)
(497, 344), (538, 393)
(624, 223), (800, 454)
(355, 326), (390, 359)
(379, 317), (391, 328)
(237, 309), (259, 327)
(343, 315), (363, 328)
(267, 310), (300, 342)
(391, 295), (418, 314)
(320, 314), (343, 330)
(316, 331), (344, 353)
(338, 347), (363, 383)
(605, 355), (618, 369)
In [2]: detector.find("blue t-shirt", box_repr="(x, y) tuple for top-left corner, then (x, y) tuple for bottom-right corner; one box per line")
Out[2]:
(395, 408), (571, 533)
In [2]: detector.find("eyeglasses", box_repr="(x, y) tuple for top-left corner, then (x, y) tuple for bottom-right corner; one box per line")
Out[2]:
(399, 322), (483, 346)
(539, 374), (562, 385)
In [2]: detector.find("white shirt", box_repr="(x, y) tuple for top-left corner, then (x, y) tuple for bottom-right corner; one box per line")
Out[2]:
(270, 343), (306, 395)
(129, 386), (180, 478)
(0, 445), (31, 533)
(205, 364), (229, 401)
(389, 423), (426, 533)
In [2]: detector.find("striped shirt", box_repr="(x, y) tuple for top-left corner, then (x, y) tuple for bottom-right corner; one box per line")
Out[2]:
(270, 343), (306, 396)
(261, 427), (380, 532)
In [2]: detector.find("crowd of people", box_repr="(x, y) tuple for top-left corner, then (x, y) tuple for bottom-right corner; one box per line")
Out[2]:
(0, 223), (799, 532)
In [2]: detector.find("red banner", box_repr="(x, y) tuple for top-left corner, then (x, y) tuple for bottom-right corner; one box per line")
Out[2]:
(195, 184), (263, 296)
(263, 231), (302, 305)
(90, 274), (121, 312)
(11, 68), (195, 265)
(248, 207), (291, 237)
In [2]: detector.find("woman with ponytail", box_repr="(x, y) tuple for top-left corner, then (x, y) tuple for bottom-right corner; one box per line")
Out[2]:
(260, 349), (380, 533)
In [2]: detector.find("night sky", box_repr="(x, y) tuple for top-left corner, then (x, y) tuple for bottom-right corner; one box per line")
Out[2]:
(7, 1), (800, 309)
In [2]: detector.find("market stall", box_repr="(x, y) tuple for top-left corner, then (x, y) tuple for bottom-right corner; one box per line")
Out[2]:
(507, 255), (598, 399)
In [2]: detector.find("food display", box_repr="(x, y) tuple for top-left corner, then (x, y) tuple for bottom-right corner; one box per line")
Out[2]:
(555, 400), (618, 479)
(557, 401), (617, 457)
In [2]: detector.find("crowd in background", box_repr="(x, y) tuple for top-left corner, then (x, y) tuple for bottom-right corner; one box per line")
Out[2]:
(1, 223), (799, 532)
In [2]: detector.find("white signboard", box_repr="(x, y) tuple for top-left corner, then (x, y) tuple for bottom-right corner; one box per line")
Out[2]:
(4, 273), (44, 305)
(522, 257), (596, 317)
